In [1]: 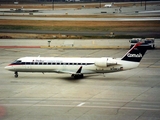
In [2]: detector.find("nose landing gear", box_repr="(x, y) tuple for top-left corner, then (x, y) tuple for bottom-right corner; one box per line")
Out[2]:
(14, 71), (18, 78)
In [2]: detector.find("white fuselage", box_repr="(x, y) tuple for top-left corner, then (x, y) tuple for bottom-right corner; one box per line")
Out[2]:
(5, 57), (139, 74)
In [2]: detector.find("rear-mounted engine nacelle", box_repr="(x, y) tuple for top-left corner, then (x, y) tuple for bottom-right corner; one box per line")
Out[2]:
(107, 58), (117, 66)
(94, 57), (117, 67)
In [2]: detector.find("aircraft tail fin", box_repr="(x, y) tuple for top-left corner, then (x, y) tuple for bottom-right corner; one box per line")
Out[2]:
(121, 42), (148, 62)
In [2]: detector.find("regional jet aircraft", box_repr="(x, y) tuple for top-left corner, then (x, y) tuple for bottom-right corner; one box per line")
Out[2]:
(5, 43), (147, 79)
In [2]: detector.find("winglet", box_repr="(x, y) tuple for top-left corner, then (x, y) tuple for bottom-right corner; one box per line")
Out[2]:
(76, 66), (82, 73)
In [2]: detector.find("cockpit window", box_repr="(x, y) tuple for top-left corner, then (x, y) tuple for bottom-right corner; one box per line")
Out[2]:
(12, 60), (22, 64)
(16, 60), (22, 63)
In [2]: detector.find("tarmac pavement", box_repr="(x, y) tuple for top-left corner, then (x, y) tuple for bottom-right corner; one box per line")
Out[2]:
(0, 39), (159, 49)
(0, 47), (160, 120)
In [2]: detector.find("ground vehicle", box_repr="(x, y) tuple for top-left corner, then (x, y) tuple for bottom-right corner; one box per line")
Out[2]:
(129, 38), (155, 49)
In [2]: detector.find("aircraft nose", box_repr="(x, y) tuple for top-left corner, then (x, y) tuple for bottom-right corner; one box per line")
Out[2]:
(5, 65), (14, 71)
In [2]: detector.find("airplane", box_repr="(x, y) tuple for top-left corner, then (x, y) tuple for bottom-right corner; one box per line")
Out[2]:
(5, 42), (147, 79)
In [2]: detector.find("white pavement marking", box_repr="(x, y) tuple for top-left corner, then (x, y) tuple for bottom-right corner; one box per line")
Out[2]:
(77, 102), (85, 107)
(2, 103), (160, 111)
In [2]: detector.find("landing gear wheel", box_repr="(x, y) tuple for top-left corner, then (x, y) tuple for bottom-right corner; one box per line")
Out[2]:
(71, 74), (84, 79)
(71, 74), (74, 78)
(14, 74), (18, 78)
(80, 74), (84, 78)
(14, 71), (18, 78)
(71, 74), (78, 79)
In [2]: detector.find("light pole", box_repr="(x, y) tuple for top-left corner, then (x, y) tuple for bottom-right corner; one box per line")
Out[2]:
(52, 0), (54, 10)
(145, 0), (146, 10)
(99, 0), (101, 8)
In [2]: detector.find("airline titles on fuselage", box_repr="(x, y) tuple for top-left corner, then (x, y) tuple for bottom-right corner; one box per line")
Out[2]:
(34, 59), (63, 63)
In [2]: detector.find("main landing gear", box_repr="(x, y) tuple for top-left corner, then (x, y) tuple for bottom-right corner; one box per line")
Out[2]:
(14, 71), (18, 78)
(71, 74), (84, 79)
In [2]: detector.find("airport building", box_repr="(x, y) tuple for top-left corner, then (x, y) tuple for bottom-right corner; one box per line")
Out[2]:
(1, 0), (159, 4)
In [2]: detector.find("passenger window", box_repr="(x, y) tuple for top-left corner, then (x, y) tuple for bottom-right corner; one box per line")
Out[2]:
(25, 62), (30, 65)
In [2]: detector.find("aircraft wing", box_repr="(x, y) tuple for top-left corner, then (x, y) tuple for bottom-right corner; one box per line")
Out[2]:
(54, 70), (78, 74)
(54, 66), (82, 74)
